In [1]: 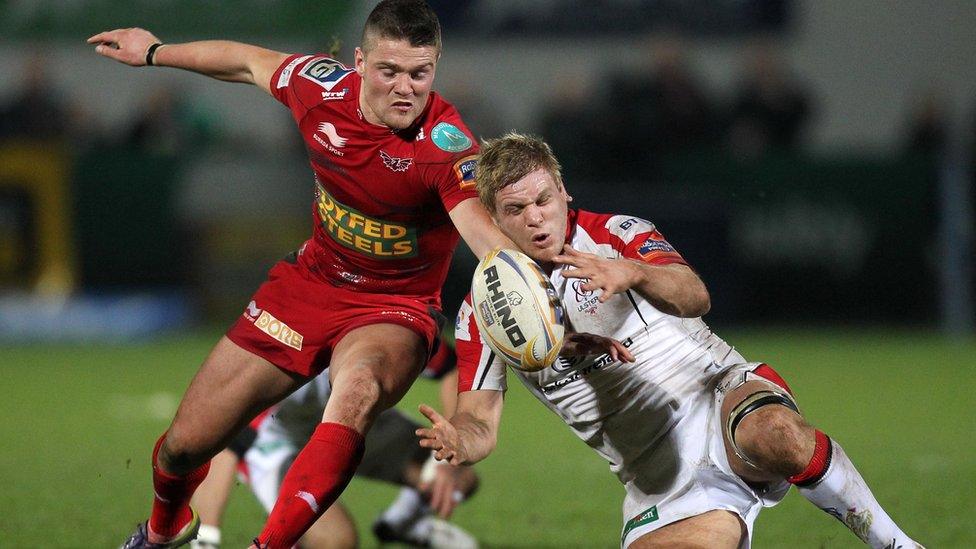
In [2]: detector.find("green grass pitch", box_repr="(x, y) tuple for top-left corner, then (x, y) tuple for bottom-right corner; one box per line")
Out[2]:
(1, 328), (973, 547)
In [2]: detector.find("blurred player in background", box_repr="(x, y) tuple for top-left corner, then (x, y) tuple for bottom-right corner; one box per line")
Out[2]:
(190, 340), (478, 549)
(88, 1), (510, 547)
(418, 133), (924, 549)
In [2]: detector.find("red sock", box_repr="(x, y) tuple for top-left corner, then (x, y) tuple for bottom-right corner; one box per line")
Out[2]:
(148, 433), (210, 537)
(257, 422), (365, 548)
(787, 429), (832, 486)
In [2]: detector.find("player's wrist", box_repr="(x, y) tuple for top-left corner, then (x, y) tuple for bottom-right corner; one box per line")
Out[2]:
(145, 42), (165, 66)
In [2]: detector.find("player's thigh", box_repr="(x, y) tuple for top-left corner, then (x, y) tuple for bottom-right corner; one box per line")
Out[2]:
(299, 500), (357, 549)
(324, 323), (428, 429)
(629, 510), (743, 549)
(166, 336), (307, 464)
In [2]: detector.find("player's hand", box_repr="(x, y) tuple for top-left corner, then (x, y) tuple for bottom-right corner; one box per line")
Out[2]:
(417, 403), (467, 465)
(553, 245), (640, 302)
(560, 332), (635, 363)
(419, 462), (468, 518)
(87, 27), (161, 66)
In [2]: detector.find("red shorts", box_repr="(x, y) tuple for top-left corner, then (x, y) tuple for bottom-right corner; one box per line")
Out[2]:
(226, 256), (441, 377)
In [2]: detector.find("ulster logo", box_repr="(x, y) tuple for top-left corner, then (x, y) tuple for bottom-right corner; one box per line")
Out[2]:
(572, 279), (594, 301)
(380, 150), (413, 172)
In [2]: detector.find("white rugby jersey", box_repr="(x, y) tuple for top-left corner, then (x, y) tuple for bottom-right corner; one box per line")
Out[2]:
(455, 209), (747, 486)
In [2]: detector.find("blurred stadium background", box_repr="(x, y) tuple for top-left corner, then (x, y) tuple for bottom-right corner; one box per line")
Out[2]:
(1, 1), (974, 547)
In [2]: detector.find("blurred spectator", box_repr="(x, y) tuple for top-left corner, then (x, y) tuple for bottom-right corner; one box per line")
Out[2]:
(123, 85), (217, 156)
(0, 54), (74, 140)
(903, 89), (949, 157)
(727, 40), (812, 158)
(598, 36), (720, 180)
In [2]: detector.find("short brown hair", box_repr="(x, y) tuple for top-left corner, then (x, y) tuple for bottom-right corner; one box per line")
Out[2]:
(476, 132), (563, 212)
(363, 0), (442, 52)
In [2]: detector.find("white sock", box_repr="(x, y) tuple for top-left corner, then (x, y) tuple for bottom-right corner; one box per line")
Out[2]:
(380, 487), (426, 530)
(796, 437), (920, 548)
(189, 524), (221, 548)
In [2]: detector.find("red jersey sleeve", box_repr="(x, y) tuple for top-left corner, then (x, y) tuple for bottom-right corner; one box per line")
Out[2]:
(270, 54), (355, 116)
(417, 105), (481, 213)
(454, 295), (507, 393)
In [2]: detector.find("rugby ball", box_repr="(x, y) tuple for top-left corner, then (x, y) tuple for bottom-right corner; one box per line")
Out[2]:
(471, 248), (565, 371)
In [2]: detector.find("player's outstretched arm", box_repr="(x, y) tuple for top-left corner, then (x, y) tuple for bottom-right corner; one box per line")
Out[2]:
(448, 198), (516, 259)
(417, 390), (503, 466)
(87, 27), (289, 95)
(554, 245), (710, 317)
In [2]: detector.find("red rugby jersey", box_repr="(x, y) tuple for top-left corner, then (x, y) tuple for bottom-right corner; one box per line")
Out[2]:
(270, 54), (480, 305)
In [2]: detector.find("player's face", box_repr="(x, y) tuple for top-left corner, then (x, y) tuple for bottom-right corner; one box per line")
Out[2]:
(493, 168), (571, 265)
(355, 38), (438, 130)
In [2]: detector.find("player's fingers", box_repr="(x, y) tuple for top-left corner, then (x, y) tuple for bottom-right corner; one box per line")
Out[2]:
(429, 477), (445, 515)
(616, 341), (635, 362)
(86, 31), (118, 44)
(581, 279), (599, 292)
(551, 254), (580, 267)
(418, 403), (445, 425)
(562, 244), (583, 256)
(561, 267), (585, 279)
(435, 482), (457, 518)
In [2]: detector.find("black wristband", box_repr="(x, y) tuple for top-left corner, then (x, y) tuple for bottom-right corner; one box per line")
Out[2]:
(146, 42), (164, 66)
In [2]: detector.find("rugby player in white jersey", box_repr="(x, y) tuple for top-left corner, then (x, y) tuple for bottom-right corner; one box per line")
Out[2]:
(416, 133), (924, 548)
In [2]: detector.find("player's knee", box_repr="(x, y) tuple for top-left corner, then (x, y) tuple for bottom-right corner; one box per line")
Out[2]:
(158, 433), (208, 475)
(736, 406), (813, 476)
(725, 388), (807, 472)
(330, 366), (387, 424)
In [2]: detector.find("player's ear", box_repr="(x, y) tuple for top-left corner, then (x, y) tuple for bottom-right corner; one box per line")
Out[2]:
(354, 46), (366, 75)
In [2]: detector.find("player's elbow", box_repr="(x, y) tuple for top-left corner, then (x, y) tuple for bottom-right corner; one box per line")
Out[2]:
(691, 285), (711, 317)
(677, 282), (710, 318)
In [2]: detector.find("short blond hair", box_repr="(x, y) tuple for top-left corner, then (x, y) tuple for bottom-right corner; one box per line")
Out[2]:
(476, 132), (563, 213)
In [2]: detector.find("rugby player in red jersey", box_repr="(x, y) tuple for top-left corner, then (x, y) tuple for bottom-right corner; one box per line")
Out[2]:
(89, 2), (509, 547)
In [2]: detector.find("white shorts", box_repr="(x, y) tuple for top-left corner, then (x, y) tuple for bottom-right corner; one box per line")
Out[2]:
(243, 405), (428, 512)
(620, 363), (792, 548)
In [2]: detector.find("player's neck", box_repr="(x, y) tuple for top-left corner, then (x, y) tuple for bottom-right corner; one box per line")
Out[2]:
(358, 90), (386, 128)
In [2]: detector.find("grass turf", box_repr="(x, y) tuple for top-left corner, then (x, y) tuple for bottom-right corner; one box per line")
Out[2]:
(0, 327), (972, 547)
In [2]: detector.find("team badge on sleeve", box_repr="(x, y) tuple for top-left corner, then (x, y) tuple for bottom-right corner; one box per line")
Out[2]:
(300, 58), (353, 91)
(453, 155), (478, 190)
(431, 122), (473, 152)
(637, 231), (676, 259)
